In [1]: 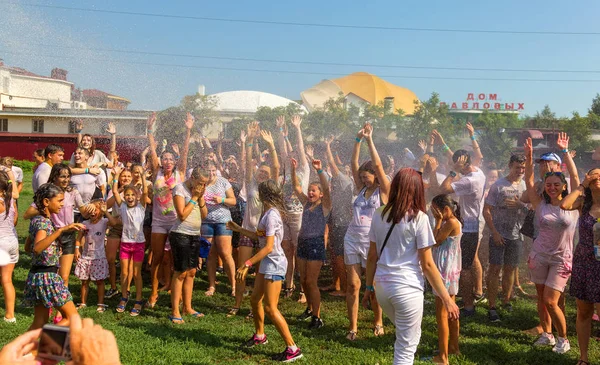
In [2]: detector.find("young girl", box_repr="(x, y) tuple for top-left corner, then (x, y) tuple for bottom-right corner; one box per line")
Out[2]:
(74, 199), (119, 312)
(0, 170), (18, 323)
(291, 158), (331, 329)
(227, 180), (303, 362)
(24, 183), (85, 329)
(431, 194), (462, 365)
(113, 165), (149, 316)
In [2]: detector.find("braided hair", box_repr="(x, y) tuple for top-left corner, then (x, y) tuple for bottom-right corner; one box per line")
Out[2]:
(0, 170), (13, 220)
(34, 183), (63, 217)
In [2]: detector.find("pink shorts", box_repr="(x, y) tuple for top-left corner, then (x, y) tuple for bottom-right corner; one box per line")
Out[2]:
(527, 253), (572, 292)
(120, 242), (146, 263)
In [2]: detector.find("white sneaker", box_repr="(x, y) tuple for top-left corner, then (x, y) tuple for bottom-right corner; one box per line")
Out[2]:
(552, 337), (571, 354)
(534, 332), (556, 346)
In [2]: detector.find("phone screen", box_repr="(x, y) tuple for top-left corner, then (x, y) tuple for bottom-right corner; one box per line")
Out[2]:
(39, 328), (67, 357)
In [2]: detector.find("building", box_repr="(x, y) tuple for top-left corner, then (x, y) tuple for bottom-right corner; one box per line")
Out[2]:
(0, 59), (151, 160)
(301, 72), (420, 115)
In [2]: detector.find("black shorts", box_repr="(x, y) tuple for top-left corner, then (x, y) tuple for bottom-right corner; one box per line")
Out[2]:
(461, 232), (480, 270)
(297, 236), (327, 261)
(143, 210), (152, 227)
(59, 230), (77, 255)
(169, 231), (201, 272)
(329, 225), (348, 257)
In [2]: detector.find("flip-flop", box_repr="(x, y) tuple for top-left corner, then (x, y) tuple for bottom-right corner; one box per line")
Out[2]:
(168, 315), (184, 324)
(189, 312), (205, 318)
(205, 286), (216, 296)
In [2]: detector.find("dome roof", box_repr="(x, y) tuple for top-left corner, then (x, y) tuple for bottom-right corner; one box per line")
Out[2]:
(301, 72), (419, 114)
(211, 90), (306, 114)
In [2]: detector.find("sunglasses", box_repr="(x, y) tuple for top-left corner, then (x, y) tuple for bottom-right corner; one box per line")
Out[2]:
(544, 172), (564, 178)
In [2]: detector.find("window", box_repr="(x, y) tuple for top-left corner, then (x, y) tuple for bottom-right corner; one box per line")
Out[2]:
(0, 119), (7, 132)
(68, 120), (79, 134)
(32, 119), (44, 133)
(134, 122), (146, 135)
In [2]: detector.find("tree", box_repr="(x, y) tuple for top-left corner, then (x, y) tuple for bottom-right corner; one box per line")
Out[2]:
(588, 94), (600, 129)
(155, 93), (219, 144)
(560, 112), (594, 153)
(529, 105), (558, 128)
(472, 112), (524, 167)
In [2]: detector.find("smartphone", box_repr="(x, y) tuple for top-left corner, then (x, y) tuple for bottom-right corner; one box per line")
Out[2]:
(37, 324), (71, 362)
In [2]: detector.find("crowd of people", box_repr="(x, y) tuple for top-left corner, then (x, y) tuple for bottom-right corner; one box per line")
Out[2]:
(0, 113), (599, 365)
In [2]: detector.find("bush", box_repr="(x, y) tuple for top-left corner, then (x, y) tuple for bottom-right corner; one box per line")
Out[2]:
(13, 159), (35, 172)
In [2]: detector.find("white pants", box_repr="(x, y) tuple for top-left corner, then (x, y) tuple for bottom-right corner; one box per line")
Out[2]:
(376, 281), (424, 365)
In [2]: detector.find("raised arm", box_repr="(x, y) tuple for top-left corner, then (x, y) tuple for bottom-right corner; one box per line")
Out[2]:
(105, 122), (117, 168)
(290, 158), (307, 204)
(324, 135), (340, 177)
(363, 123), (390, 203)
(313, 159), (332, 217)
(556, 132), (580, 188)
(351, 127), (365, 190)
(466, 122), (483, 167)
(562, 171), (598, 210)
(239, 129), (247, 182)
(146, 112), (160, 176)
(524, 137), (542, 209)
(112, 166), (123, 207)
(75, 119), (83, 145)
(216, 132), (224, 164)
(177, 112), (194, 174)
(261, 129), (280, 181)
(245, 122), (259, 185)
(290, 115), (308, 169)
(432, 130), (454, 166)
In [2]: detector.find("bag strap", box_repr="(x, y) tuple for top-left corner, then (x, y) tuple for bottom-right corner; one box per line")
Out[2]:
(379, 222), (397, 258)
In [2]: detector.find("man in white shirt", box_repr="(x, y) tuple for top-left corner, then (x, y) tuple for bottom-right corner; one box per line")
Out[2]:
(32, 144), (64, 192)
(440, 149), (486, 316)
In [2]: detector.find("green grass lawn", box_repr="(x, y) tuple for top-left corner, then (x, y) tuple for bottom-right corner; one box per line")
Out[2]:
(1, 171), (598, 364)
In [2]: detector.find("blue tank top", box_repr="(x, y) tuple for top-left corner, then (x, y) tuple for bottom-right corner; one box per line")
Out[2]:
(299, 202), (329, 239)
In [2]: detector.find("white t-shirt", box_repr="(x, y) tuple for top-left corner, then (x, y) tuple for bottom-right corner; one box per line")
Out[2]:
(242, 179), (261, 231)
(81, 218), (108, 260)
(70, 150), (109, 167)
(32, 162), (52, 192)
(11, 166), (23, 183)
(171, 183), (202, 236)
(70, 173), (102, 205)
(369, 209), (436, 293)
(451, 167), (486, 233)
(119, 203), (145, 243)
(257, 208), (286, 277)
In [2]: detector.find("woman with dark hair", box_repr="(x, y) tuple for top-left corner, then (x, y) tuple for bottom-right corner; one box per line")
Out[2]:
(363, 168), (459, 364)
(523, 135), (579, 354)
(0, 170), (18, 323)
(344, 123), (390, 340)
(70, 146), (104, 216)
(24, 164), (94, 287)
(561, 167), (600, 365)
(146, 112), (194, 308)
(70, 120), (116, 169)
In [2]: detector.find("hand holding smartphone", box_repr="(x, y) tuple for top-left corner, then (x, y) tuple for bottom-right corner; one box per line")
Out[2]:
(37, 324), (71, 362)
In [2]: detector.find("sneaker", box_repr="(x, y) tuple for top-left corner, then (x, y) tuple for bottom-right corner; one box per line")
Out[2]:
(272, 347), (303, 362)
(474, 293), (488, 305)
(104, 288), (120, 299)
(297, 308), (312, 321)
(502, 302), (513, 313)
(534, 332), (556, 346)
(216, 266), (224, 275)
(488, 309), (501, 322)
(460, 307), (476, 317)
(552, 337), (571, 354)
(241, 333), (268, 348)
(308, 316), (324, 329)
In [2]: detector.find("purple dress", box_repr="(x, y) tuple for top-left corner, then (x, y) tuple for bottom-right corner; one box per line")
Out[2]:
(570, 212), (600, 302)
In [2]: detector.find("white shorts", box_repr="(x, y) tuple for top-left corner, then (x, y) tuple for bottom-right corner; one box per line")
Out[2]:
(343, 231), (368, 268)
(0, 235), (18, 264)
(151, 221), (174, 235)
(283, 212), (302, 246)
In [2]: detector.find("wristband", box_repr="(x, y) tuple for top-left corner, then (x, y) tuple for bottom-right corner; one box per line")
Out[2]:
(7, 180), (11, 184)
(112, 180), (118, 184)
(442, 144), (450, 152)
(199, 204), (206, 208)
(355, 137), (362, 143)
(449, 171), (457, 178)
(317, 169), (323, 174)
(221, 197), (225, 204)
(247, 143), (253, 147)
(85, 168), (89, 174)
(244, 260), (253, 268)
(188, 200), (198, 205)
(366, 285), (375, 292)
(75, 245), (80, 249)
(284, 136), (289, 140)
(470, 135), (476, 141)
(561, 149), (569, 153)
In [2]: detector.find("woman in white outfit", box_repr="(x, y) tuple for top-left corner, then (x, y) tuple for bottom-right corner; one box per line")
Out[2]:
(364, 167), (459, 365)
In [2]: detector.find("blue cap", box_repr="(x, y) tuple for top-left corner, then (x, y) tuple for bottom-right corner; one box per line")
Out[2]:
(535, 152), (561, 164)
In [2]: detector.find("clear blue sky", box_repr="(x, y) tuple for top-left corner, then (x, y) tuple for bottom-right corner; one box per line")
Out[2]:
(1, 1), (600, 117)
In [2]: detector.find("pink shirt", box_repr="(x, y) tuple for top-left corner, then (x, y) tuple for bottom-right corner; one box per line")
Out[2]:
(0, 198), (16, 238)
(533, 202), (579, 261)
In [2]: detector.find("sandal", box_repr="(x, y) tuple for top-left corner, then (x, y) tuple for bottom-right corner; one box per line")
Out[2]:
(297, 291), (307, 304)
(245, 311), (254, 320)
(227, 307), (240, 317)
(116, 297), (129, 313)
(577, 361), (590, 365)
(346, 330), (357, 341)
(168, 315), (184, 324)
(145, 295), (158, 309)
(96, 304), (108, 313)
(205, 286), (216, 296)
(76, 303), (87, 310)
(3, 317), (16, 323)
(283, 285), (295, 299)
(130, 300), (144, 317)
(189, 312), (205, 318)
(373, 324), (385, 337)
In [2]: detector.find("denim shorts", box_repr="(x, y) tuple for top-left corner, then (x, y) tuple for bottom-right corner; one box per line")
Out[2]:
(297, 236), (327, 261)
(264, 274), (285, 281)
(201, 222), (232, 237)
